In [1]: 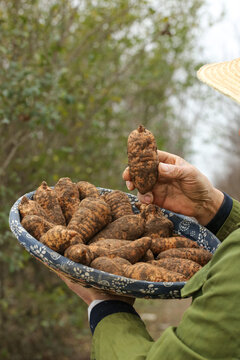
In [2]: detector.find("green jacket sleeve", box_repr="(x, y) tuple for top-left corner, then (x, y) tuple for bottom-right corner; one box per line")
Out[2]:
(91, 199), (240, 360)
(216, 198), (240, 241)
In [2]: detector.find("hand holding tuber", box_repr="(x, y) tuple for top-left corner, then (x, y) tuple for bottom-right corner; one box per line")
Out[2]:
(123, 150), (224, 226)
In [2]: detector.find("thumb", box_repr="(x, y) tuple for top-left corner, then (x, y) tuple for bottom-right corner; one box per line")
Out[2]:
(137, 191), (154, 204)
(159, 162), (187, 180)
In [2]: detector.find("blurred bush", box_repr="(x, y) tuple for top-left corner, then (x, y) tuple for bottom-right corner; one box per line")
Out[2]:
(0, 0), (206, 358)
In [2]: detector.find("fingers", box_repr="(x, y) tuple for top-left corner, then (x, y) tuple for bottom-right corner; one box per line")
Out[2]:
(158, 162), (191, 180)
(122, 167), (130, 181)
(157, 150), (179, 164)
(122, 167), (135, 191)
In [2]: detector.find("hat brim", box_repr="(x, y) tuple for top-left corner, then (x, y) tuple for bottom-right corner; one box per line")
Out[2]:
(197, 57), (240, 104)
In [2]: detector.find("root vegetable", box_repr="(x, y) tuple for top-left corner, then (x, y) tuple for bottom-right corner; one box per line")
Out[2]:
(40, 226), (83, 254)
(123, 262), (187, 282)
(77, 181), (100, 200)
(33, 181), (66, 225)
(67, 198), (111, 243)
(90, 237), (151, 264)
(54, 177), (80, 223)
(89, 214), (145, 244)
(141, 204), (173, 237)
(19, 196), (48, 220)
(149, 258), (202, 280)
(150, 236), (200, 255)
(89, 239), (131, 257)
(157, 247), (212, 266)
(127, 125), (158, 194)
(90, 257), (131, 276)
(140, 249), (154, 262)
(103, 190), (134, 220)
(64, 244), (94, 265)
(21, 215), (54, 240)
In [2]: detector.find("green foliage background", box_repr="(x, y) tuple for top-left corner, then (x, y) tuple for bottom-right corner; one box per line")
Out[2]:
(0, 0), (206, 358)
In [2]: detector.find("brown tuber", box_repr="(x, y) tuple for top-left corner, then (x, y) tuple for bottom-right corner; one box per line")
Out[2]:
(141, 204), (174, 238)
(19, 196), (48, 220)
(90, 237), (151, 264)
(21, 215), (54, 240)
(127, 125), (158, 194)
(140, 249), (154, 262)
(103, 190), (134, 220)
(64, 244), (94, 265)
(33, 181), (66, 225)
(123, 262), (187, 282)
(54, 177), (80, 223)
(157, 247), (212, 266)
(90, 257), (131, 276)
(89, 239), (131, 257)
(77, 181), (100, 200)
(150, 236), (200, 255)
(40, 226), (83, 254)
(67, 197), (111, 243)
(89, 214), (145, 244)
(149, 258), (202, 280)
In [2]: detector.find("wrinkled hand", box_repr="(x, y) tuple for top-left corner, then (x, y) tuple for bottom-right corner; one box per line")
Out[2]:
(123, 150), (224, 226)
(58, 273), (135, 306)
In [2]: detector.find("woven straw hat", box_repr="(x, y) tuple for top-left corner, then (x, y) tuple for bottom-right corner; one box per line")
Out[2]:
(197, 57), (240, 104)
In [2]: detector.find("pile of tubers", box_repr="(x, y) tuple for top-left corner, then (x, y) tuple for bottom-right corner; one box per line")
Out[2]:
(20, 178), (212, 283)
(19, 125), (213, 283)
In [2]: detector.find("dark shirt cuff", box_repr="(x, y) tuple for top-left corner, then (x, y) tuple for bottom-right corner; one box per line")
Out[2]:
(89, 300), (140, 335)
(205, 192), (233, 235)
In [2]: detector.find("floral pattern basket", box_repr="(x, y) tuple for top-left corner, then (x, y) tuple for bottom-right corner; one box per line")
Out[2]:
(9, 188), (220, 299)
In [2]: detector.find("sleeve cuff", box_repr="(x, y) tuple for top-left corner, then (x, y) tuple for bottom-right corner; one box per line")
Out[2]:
(89, 300), (140, 334)
(205, 192), (233, 235)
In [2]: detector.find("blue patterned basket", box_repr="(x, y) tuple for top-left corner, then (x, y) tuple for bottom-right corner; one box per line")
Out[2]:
(9, 188), (220, 299)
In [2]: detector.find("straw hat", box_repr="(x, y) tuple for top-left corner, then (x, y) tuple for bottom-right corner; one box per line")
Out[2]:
(197, 57), (240, 104)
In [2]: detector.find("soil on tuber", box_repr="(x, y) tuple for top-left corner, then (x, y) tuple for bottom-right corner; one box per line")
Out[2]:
(127, 125), (158, 194)
(67, 197), (111, 243)
(40, 226), (83, 254)
(89, 214), (145, 244)
(21, 215), (54, 240)
(54, 177), (80, 224)
(33, 181), (66, 225)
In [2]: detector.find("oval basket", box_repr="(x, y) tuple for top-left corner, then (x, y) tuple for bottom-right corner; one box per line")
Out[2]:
(9, 187), (220, 299)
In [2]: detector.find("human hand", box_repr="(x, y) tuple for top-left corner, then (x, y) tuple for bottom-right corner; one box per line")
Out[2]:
(123, 150), (224, 226)
(58, 273), (135, 306)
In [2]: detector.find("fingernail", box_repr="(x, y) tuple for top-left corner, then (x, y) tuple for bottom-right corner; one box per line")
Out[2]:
(126, 181), (132, 190)
(160, 163), (170, 172)
(144, 194), (152, 204)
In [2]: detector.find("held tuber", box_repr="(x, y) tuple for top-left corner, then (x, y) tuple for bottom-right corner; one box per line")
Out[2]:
(127, 125), (158, 194)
